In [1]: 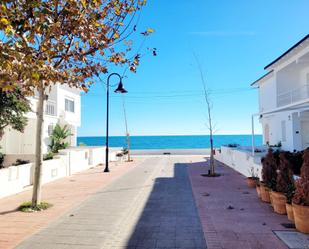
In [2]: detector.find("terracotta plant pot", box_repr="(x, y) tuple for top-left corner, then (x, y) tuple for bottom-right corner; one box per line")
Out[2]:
(286, 203), (294, 222)
(256, 185), (261, 198)
(269, 191), (273, 207)
(292, 203), (309, 234)
(260, 184), (271, 203)
(271, 191), (287, 214)
(247, 177), (257, 188)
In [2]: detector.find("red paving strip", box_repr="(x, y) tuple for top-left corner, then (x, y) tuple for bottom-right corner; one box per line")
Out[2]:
(0, 159), (143, 249)
(188, 159), (293, 249)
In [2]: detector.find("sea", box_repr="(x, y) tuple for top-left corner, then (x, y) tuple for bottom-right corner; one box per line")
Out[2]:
(77, 135), (263, 150)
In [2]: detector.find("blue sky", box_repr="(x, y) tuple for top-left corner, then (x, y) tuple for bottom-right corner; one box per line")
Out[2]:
(78, 0), (309, 137)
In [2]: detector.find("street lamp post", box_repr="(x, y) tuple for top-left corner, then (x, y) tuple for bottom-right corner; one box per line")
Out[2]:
(104, 73), (127, 173)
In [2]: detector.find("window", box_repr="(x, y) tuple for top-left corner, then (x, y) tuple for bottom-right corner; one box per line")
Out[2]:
(48, 124), (54, 136)
(65, 98), (75, 113)
(281, 120), (287, 142)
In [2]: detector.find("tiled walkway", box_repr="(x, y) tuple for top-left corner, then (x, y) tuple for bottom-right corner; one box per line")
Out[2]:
(15, 156), (207, 249)
(1, 156), (302, 249)
(189, 160), (295, 249)
(0, 159), (141, 249)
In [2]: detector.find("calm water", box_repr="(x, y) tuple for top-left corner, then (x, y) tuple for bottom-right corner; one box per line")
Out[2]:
(77, 135), (262, 150)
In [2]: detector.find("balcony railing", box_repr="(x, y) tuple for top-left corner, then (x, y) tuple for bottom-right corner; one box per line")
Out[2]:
(277, 84), (309, 107)
(45, 101), (57, 116)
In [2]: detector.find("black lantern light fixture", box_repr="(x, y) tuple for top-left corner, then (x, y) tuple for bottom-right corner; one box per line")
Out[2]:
(104, 73), (128, 173)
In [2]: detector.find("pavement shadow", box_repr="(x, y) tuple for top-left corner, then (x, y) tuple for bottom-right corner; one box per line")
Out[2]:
(124, 162), (207, 249)
(0, 208), (19, 215)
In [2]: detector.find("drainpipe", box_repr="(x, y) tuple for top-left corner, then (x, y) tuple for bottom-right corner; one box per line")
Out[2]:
(251, 114), (255, 156)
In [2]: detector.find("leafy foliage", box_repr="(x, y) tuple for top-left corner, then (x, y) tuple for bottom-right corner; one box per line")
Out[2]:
(0, 88), (31, 138)
(49, 124), (72, 153)
(248, 166), (259, 179)
(293, 148), (309, 206)
(0, 148), (5, 169)
(122, 147), (129, 155)
(0, 0), (154, 93)
(276, 152), (295, 202)
(287, 151), (303, 175)
(261, 149), (279, 190)
(12, 159), (30, 166)
(18, 201), (52, 212)
(43, 151), (54, 161)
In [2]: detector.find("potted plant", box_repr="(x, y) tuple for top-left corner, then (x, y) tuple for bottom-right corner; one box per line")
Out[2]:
(271, 152), (294, 215)
(256, 178), (261, 198)
(286, 183), (295, 222)
(292, 148), (309, 234)
(260, 149), (279, 203)
(247, 167), (259, 188)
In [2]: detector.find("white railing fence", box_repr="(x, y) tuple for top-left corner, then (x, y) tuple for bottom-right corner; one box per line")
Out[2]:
(277, 84), (309, 107)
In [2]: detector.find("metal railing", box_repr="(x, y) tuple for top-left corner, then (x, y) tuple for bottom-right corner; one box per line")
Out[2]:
(277, 84), (309, 107)
(45, 101), (57, 116)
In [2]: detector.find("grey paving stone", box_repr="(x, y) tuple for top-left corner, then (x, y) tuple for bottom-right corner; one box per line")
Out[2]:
(16, 157), (207, 249)
(274, 231), (309, 249)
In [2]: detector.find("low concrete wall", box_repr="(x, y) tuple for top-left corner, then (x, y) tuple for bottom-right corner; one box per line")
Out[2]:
(0, 146), (122, 199)
(215, 146), (264, 179)
(59, 148), (90, 175)
(30, 156), (68, 185)
(0, 163), (32, 199)
(87, 146), (105, 166)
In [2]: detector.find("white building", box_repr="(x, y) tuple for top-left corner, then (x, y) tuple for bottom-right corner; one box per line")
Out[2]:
(252, 34), (309, 152)
(0, 84), (81, 155)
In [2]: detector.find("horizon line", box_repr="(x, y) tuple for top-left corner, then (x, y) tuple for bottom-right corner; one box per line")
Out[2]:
(77, 134), (263, 137)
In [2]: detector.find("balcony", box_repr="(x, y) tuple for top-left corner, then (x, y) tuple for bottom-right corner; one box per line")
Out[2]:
(277, 84), (309, 107)
(45, 101), (57, 116)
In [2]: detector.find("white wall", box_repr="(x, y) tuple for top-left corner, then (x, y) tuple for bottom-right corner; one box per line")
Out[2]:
(0, 147), (104, 199)
(0, 163), (32, 198)
(215, 146), (263, 179)
(0, 118), (37, 154)
(57, 84), (81, 127)
(0, 84), (81, 155)
(261, 111), (303, 151)
(259, 76), (277, 112)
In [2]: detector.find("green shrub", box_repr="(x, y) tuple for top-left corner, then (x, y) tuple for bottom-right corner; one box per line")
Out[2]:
(0, 151), (5, 169)
(293, 148), (309, 206)
(261, 149), (279, 190)
(13, 159), (30, 166)
(276, 152), (295, 203)
(43, 152), (54, 161)
(18, 201), (53, 212)
(49, 124), (73, 153)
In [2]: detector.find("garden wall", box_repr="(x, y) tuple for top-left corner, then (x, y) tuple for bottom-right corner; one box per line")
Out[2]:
(0, 147), (121, 199)
(0, 163), (32, 199)
(215, 146), (264, 179)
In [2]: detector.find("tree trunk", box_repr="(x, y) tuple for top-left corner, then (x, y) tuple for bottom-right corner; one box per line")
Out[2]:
(32, 84), (44, 207)
(126, 132), (131, 162)
(210, 135), (215, 175)
(193, 53), (216, 175)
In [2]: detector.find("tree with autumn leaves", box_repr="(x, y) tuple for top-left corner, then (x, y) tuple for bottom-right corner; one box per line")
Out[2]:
(0, 0), (154, 208)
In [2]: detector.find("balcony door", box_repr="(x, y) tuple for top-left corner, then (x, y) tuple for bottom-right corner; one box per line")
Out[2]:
(301, 121), (309, 150)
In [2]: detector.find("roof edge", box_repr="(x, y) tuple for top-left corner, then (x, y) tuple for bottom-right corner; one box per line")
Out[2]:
(264, 34), (309, 70)
(251, 70), (274, 87)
